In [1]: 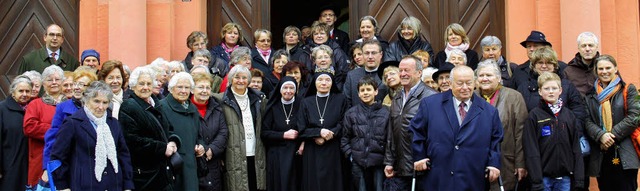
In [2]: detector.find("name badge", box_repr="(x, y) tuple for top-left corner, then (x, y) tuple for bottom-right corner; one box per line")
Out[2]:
(541, 126), (551, 136)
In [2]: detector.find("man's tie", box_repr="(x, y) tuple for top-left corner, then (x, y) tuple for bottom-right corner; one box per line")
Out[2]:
(50, 52), (57, 64)
(458, 102), (467, 121)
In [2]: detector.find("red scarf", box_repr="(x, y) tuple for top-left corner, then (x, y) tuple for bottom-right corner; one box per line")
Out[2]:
(190, 96), (208, 117)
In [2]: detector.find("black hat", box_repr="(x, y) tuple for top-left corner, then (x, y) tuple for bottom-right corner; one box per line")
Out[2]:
(377, 60), (400, 80)
(318, 3), (341, 17)
(432, 62), (455, 81)
(520, 30), (552, 48)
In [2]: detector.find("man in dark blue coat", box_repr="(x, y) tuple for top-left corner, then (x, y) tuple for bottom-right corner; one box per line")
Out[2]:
(410, 65), (503, 190)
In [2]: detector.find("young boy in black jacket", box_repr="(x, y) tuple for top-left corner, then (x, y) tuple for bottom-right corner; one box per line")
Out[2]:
(341, 76), (390, 191)
(523, 72), (584, 191)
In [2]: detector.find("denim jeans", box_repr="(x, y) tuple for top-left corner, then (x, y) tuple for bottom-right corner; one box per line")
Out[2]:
(543, 176), (571, 191)
(351, 162), (384, 191)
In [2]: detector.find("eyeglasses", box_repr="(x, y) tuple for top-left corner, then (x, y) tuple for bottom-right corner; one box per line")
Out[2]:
(363, 51), (380, 56)
(258, 39), (271, 43)
(73, 82), (89, 88)
(195, 86), (212, 91)
(45, 78), (61, 83)
(47, 33), (63, 38)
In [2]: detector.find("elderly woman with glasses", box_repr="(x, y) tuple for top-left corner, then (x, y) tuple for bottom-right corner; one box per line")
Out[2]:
(474, 60), (529, 191)
(41, 69), (98, 184)
(119, 67), (181, 191)
(159, 72), (206, 191)
(190, 72), (228, 191)
(50, 81), (134, 191)
(0, 75), (32, 190)
(23, 65), (66, 188)
(213, 65), (267, 191)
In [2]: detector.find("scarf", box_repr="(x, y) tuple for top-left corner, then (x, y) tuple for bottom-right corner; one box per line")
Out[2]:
(547, 98), (564, 117)
(191, 96), (208, 117)
(258, 48), (271, 57)
(444, 42), (470, 58)
(482, 84), (502, 105)
(84, 106), (118, 182)
(41, 93), (65, 106)
(110, 90), (123, 119)
(595, 75), (621, 132)
(221, 43), (239, 58)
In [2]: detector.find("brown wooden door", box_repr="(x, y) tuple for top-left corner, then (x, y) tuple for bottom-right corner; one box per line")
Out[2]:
(351, 0), (506, 59)
(0, 0), (79, 99)
(207, 0), (270, 48)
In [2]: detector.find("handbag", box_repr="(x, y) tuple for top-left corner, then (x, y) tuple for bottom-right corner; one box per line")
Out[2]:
(196, 156), (209, 177)
(579, 135), (591, 156)
(170, 153), (183, 173)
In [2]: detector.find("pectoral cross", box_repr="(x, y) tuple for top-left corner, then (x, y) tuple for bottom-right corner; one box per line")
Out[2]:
(286, 119), (290, 125)
(320, 118), (324, 125)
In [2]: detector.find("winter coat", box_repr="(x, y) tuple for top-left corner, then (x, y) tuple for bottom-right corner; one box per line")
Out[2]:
(584, 82), (640, 176)
(19, 47), (79, 74)
(563, 52), (599, 96)
(302, 40), (350, 91)
(523, 100), (584, 190)
(50, 109), (134, 190)
(410, 91), (503, 191)
(197, 97), (229, 191)
(496, 57), (520, 89)
(341, 102), (390, 168)
(23, 98), (57, 186)
(159, 94), (204, 191)
(432, 49), (480, 70)
(475, 87), (528, 191)
(212, 88), (267, 191)
(331, 28), (351, 54)
(119, 93), (180, 191)
(512, 67), (587, 127)
(0, 97), (29, 191)
(43, 98), (81, 170)
(383, 82), (438, 176)
(384, 33), (434, 63)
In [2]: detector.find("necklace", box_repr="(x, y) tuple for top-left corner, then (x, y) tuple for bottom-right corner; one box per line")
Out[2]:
(315, 95), (329, 125)
(282, 103), (294, 125)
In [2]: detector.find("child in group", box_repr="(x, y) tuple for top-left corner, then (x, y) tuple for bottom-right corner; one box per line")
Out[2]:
(523, 72), (584, 191)
(340, 76), (390, 191)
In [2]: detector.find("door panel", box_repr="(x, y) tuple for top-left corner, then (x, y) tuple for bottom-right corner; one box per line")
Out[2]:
(0, 0), (79, 99)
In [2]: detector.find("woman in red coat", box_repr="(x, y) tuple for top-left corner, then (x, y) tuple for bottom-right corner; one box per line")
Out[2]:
(23, 65), (66, 187)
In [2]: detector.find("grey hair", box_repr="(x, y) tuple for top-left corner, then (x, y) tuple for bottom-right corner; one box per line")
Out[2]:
(167, 60), (185, 72)
(577, 31), (599, 45)
(397, 16), (421, 39)
(446, 49), (467, 64)
(360, 15), (379, 35)
(311, 45), (334, 60)
(230, 46), (252, 65)
(168, 72), (194, 92)
(193, 49), (212, 61)
(10, 75), (33, 93)
(22, 70), (42, 83)
(282, 26), (301, 44)
(42, 65), (65, 81)
(475, 59), (502, 79)
(401, 55), (423, 71)
(150, 57), (169, 68)
(450, 65), (477, 82)
(190, 65), (210, 74)
(122, 64), (131, 75)
(227, 65), (252, 86)
(480, 36), (502, 48)
(82, 81), (114, 105)
(129, 66), (157, 87)
(421, 67), (439, 82)
(270, 49), (290, 64)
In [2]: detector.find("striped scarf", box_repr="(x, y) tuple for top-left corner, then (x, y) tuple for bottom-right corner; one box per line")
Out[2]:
(595, 75), (621, 132)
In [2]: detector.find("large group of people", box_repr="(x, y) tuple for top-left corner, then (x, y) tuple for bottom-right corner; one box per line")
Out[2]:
(0, 4), (638, 191)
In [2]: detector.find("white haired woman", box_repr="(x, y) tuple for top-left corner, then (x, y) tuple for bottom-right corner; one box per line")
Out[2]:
(213, 65), (267, 190)
(50, 81), (134, 190)
(159, 72), (206, 191)
(23, 65), (66, 188)
(0, 75), (32, 190)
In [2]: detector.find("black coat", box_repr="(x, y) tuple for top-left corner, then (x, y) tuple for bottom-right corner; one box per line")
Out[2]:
(341, 102), (389, 168)
(302, 40), (350, 92)
(432, 49), (480, 70)
(0, 97), (28, 190)
(384, 33), (434, 63)
(511, 67), (587, 128)
(331, 28), (351, 55)
(119, 93), (180, 191)
(197, 97), (228, 191)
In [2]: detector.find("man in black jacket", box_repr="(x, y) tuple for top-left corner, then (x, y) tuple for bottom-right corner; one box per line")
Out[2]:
(318, 4), (351, 54)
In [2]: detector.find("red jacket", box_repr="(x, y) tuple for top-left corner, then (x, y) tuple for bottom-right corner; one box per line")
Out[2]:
(23, 98), (56, 186)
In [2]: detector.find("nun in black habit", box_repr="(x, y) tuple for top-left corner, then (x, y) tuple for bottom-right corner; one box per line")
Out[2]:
(297, 71), (348, 191)
(261, 76), (302, 191)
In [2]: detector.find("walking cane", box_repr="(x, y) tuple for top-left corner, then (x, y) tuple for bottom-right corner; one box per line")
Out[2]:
(498, 174), (505, 191)
(411, 170), (416, 191)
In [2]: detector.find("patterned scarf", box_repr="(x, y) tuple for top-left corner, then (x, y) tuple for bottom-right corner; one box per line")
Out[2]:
(83, 106), (118, 182)
(595, 75), (621, 132)
(221, 43), (239, 59)
(444, 42), (470, 58)
(547, 98), (563, 117)
(482, 84), (502, 105)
